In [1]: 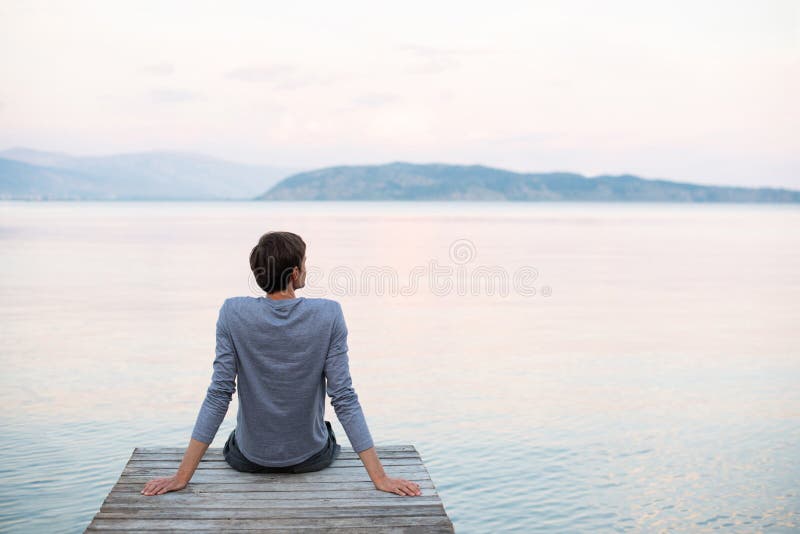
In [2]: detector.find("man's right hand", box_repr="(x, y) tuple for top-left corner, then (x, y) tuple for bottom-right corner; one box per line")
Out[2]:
(373, 475), (422, 496)
(357, 446), (423, 496)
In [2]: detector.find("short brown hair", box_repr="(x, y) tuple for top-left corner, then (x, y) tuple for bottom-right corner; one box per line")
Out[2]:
(249, 231), (306, 293)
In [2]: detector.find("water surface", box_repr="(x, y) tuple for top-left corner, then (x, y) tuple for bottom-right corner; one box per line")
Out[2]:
(1, 201), (798, 532)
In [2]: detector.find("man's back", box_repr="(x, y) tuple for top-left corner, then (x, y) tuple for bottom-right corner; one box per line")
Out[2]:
(190, 295), (374, 467)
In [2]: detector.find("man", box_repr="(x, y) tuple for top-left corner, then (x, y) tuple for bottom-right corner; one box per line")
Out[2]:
(141, 231), (422, 497)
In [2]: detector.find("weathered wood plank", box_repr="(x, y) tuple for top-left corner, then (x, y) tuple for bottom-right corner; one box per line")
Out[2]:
(103, 495), (445, 508)
(88, 527), (455, 534)
(124, 466), (426, 476)
(88, 515), (454, 530)
(99, 499), (445, 510)
(133, 445), (417, 454)
(119, 468), (430, 484)
(109, 489), (440, 501)
(131, 451), (422, 460)
(123, 465), (428, 476)
(126, 458), (423, 469)
(112, 481), (437, 492)
(95, 505), (448, 519)
(85, 446), (454, 533)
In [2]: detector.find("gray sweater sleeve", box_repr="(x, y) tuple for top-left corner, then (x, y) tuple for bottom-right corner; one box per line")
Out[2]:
(191, 302), (237, 444)
(325, 303), (374, 453)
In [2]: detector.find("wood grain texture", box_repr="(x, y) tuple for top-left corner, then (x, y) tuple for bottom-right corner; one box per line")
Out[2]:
(85, 445), (455, 533)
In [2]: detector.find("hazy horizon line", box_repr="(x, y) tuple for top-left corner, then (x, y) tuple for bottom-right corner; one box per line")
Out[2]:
(2, 145), (797, 192)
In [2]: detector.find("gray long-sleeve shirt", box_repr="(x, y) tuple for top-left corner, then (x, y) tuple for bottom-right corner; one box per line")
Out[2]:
(190, 296), (374, 466)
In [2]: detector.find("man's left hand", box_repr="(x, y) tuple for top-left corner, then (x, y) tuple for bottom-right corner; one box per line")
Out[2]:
(141, 475), (188, 496)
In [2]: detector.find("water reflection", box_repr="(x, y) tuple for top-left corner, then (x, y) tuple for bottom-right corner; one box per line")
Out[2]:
(0, 201), (798, 532)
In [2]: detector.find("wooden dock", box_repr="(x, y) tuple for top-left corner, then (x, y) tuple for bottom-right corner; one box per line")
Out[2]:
(85, 445), (455, 533)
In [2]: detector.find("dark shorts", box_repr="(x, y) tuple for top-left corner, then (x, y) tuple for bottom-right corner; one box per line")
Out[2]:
(223, 420), (342, 474)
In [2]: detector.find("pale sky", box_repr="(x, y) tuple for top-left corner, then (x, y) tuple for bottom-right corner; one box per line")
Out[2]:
(0, 0), (798, 187)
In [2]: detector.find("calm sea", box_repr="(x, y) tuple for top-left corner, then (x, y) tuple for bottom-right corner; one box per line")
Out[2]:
(0, 201), (798, 533)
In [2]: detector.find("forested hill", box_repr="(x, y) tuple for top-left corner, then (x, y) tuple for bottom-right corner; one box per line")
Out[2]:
(257, 162), (800, 202)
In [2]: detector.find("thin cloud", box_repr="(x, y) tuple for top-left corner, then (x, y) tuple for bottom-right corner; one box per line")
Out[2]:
(226, 65), (294, 82)
(150, 89), (199, 103)
(398, 43), (498, 74)
(484, 132), (561, 145)
(352, 93), (400, 108)
(398, 44), (497, 56)
(142, 62), (175, 76)
(225, 64), (343, 89)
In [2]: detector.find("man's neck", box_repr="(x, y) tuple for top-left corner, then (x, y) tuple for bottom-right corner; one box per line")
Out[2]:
(266, 287), (297, 300)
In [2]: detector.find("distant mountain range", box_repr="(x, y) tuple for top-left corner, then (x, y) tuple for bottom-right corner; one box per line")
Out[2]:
(258, 162), (800, 202)
(1, 149), (798, 202)
(0, 148), (298, 200)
